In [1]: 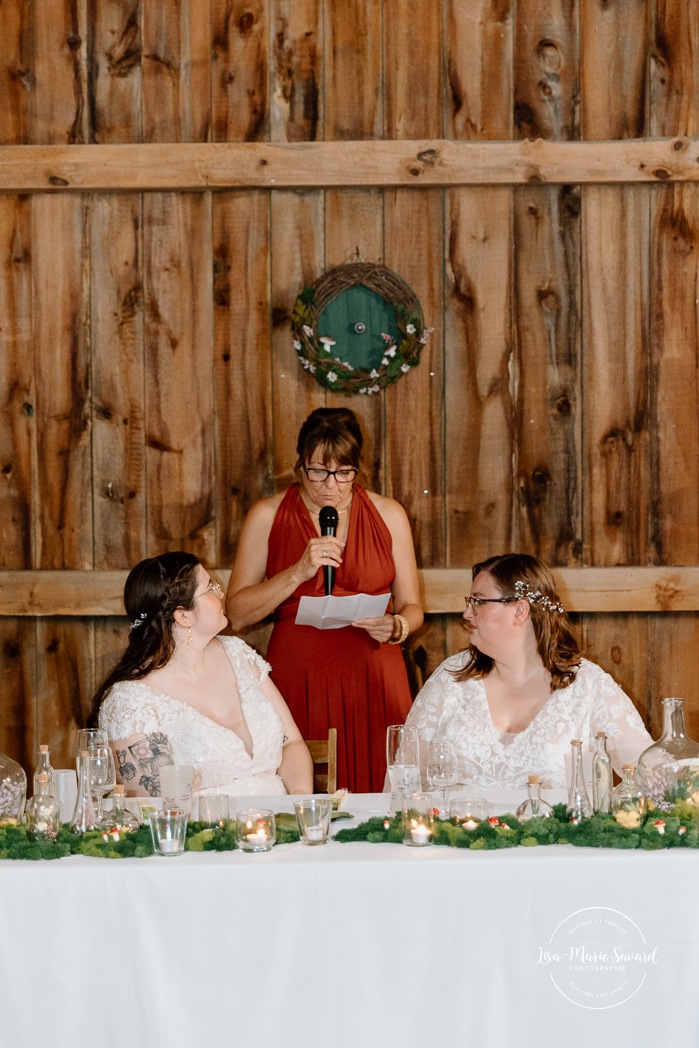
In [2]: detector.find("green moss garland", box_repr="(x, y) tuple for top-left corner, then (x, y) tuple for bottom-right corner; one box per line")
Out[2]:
(333, 803), (699, 852)
(2, 804), (697, 860)
(0, 818), (300, 861)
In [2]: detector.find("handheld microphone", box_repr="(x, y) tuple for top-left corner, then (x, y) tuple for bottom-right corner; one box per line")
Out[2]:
(318, 505), (339, 595)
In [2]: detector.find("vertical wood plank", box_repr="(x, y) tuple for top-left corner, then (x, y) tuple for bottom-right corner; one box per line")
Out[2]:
(512, 2), (581, 565)
(0, 196), (35, 568)
(384, 0), (446, 680)
(323, 0), (381, 140)
(649, 0), (699, 736)
(32, 194), (92, 570)
(444, 0), (513, 141)
(443, 0), (514, 660)
(90, 194), (147, 569)
(87, 0), (143, 143)
(579, 0), (652, 727)
(29, 0), (89, 144)
(35, 619), (96, 767)
(0, 621), (37, 771)
(143, 193), (215, 559)
(324, 0), (384, 490)
(0, 0), (31, 145)
(514, 0), (579, 141)
(212, 0), (269, 143)
(580, 0), (648, 140)
(213, 190), (273, 566)
(142, 0), (211, 143)
(270, 0), (321, 142)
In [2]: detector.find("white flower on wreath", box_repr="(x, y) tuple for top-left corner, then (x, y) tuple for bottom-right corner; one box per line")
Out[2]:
(419, 327), (435, 344)
(380, 332), (393, 343)
(368, 384), (380, 394)
(406, 323), (416, 335)
(370, 369), (379, 379)
(359, 387), (367, 394)
(381, 356), (389, 366)
(343, 361), (353, 370)
(293, 340), (302, 350)
(400, 363), (410, 373)
(302, 324), (314, 338)
(386, 345), (397, 357)
(327, 371), (338, 383)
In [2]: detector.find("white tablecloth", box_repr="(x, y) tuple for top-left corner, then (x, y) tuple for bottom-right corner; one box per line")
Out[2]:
(2, 794), (698, 1048)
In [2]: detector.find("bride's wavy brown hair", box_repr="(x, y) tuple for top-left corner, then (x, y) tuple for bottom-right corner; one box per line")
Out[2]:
(452, 553), (581, 691)
(87, 552), (200, 726)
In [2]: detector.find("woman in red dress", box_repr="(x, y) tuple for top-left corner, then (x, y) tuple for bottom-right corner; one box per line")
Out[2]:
(226, 408), (423, 792)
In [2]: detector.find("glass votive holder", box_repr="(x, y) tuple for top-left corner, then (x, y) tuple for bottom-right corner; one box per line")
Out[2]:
(149, 809), (188, 856)
(448, 796), (489, 830)
(159, 765), (194, 814)
(294, 798), (333, 845)
(402, 793), (435, 847)
(198, 794), (230, 828)
(236, 808), (276, 853)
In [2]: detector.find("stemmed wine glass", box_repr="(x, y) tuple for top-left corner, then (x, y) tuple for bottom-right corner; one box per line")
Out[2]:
(75, 728), (108, 778)
(426, 736), (458, 818)
(386, 725), (421, 813)
(88, 745), (117, 822)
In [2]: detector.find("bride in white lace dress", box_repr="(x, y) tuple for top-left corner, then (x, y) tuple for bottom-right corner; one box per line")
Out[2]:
(405, 554), (653, 789)
(91, 552), (313, 798)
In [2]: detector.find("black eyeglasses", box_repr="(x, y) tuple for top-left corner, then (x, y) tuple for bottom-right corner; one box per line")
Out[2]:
(302, 466), (358, 484)
(464, 596), (518, 612)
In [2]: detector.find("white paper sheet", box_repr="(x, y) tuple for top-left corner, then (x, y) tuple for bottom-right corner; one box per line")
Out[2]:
(295, 592), (390, 629)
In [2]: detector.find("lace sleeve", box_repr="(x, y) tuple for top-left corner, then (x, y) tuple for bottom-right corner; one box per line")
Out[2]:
(99, 681), (167, 740)
(587, 661), (654, 774)
(219, 635), (271, 684)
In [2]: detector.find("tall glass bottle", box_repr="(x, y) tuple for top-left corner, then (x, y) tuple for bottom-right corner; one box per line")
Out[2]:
(26, 773), (61, 841)
(70, 749), (98, 834)
(591, 732), (612, 814)
(566, 739), (592, 823)
(636, 698), (699, 812)
(33, 744), (56, 799)
(0, 750), (27, 825)
(516, 774), (554, 820)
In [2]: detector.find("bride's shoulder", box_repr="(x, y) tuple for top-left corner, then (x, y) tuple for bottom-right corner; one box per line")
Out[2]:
(217, 634), (270, 679)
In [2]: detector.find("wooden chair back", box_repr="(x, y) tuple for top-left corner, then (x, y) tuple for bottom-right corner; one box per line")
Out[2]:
(306, 728), (338, 794)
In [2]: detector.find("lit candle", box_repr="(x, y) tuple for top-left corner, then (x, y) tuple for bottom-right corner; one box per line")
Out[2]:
(410, 820), (431, 845)
(304, 825), (325, 842)
(158, 839), (181, 854)
(462, 818), (479, 831)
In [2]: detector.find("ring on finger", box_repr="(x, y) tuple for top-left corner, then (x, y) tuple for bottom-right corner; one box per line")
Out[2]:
(322, 550), (328, 558)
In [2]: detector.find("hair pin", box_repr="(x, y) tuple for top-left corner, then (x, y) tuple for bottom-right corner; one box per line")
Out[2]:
(514, 580), (564, 614)
(130, 612), (148, 631)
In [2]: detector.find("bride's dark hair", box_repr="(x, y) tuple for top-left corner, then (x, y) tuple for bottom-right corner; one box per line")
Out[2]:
(452, 553), (581, 691)
(87, 551), (200, 726)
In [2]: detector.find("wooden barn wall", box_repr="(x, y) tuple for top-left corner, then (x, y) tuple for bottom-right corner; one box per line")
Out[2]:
(1, 0), (698, 773)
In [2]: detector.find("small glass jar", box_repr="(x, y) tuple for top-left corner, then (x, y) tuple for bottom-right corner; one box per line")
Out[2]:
(0, 750), (27, 825)
(612, 764), (647, 828)
(516, 775), (554, 820)
(637, 698), (699, 812)
(99, 785), (140, 842)
(402, 793), (435, 846)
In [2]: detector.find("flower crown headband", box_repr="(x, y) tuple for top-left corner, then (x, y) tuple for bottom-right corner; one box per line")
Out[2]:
(514, 580), (564, 614)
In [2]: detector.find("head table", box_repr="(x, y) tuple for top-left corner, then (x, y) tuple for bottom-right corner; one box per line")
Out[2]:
(1, 791), (698, 1048)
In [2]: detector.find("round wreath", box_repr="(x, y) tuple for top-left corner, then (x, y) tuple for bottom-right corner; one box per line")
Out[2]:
(291, 262), (433, 395)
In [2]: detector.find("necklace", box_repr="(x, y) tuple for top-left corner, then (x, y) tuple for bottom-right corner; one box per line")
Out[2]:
(302, 493), (353, 519)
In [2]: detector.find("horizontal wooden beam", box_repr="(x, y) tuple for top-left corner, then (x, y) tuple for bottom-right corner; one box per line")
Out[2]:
(1, 567), (699, 617)
(0, 138), (698, 192)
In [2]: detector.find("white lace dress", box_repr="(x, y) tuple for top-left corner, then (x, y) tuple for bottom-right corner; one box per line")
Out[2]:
(405, 656), (653, 789)
(99, 636), (286, 796)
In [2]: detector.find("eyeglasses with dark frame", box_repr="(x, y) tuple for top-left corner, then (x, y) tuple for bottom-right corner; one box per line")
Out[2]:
(302, 466), (359, 484)
(464, 595), (519, 612)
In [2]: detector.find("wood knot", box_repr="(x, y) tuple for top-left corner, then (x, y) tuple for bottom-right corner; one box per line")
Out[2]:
(416, 148), (438, 166)
(655, 579), (681, 611)
(49, 175), (69, 187)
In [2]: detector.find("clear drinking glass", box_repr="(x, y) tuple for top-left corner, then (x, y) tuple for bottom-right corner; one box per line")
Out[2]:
(88, 745), (116, 821)
(426, 736), (458, 817)
(386, 725), (421, 812)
